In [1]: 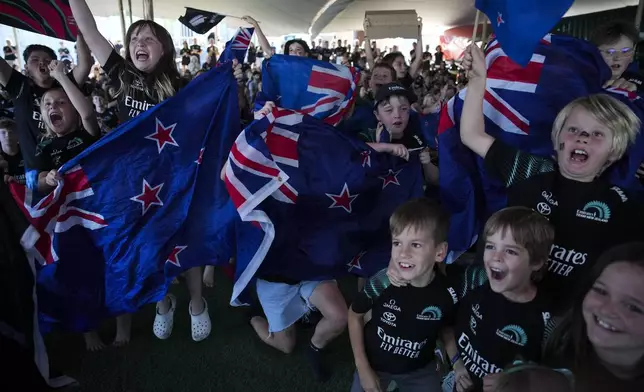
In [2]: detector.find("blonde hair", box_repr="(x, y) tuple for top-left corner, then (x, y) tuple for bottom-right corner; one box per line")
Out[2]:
(551, 94), (640, 161)
(484, 207), (554, 280)
(389, 198), (450, 245)
(39, 88), (80, 138)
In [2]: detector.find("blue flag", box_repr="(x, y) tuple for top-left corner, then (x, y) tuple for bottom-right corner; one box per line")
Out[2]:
(217, 27), (254, 65)
(224, 108), (425, 282)
(475, 0), (574, 66)
(10, 64), (242, 331)
(260, 55), (360, 126)
(438, 34), (644, 261)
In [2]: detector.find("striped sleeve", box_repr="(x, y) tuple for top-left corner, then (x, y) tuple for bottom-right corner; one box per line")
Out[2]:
(485, 139), (555, 188)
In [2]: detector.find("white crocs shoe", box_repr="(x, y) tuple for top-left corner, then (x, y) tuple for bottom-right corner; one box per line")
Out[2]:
(190, 297), (211, 342)
(153, 294), (176, 340)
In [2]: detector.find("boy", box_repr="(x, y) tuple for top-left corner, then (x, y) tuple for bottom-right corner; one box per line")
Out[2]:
(0, 38), (90, 188)
(461, 44), (644, 313)
(366, 82), (438, 185)
(0, 117), (25, 184)
(348, 199), (454, 392)
(590, 21), (642, 92)
(442, 207), (556, 392)
(91, 91), (118, 134)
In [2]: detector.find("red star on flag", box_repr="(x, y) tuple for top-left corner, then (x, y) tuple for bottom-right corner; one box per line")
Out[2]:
(326, 183), (358, 213)
(195, 147), (205, 164)
(379, 169), (402, 189)
(360, 151), (371, 168)
(497, 12), (505, 27)
(166, 245), (187, 267)
(348, 251), (366, 272)
(145, 118), (179, 153)
(130, 179), (164, 215)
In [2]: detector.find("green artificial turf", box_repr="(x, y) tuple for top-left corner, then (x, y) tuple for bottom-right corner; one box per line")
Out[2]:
(45, 271), (359, 392)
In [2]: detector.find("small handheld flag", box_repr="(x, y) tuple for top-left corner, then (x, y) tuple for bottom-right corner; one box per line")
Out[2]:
(179, 7), (226, 34)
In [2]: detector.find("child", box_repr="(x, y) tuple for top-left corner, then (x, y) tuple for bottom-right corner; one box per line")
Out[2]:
(366, 82), (438, 185)
(461, 44), (644, 313)
(0, 36), (90, 186)
(70, 0), (244, 342)
(544, 242), (644, 391)
(348, 198), (454, 392)
(0, 117), (25, 184)
(91, 91), (118, 134)
(492, 362), (573, 392)
(442, 207), (556, 392)
(591, 22), (641, 92)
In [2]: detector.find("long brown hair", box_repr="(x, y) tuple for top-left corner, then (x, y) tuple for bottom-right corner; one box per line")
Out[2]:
(544, 242), (644, 370)
(116, 20), (181, 103)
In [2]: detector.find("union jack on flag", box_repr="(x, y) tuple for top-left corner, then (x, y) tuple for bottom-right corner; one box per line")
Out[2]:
(217, 27), (255, 65)
(9, 166), (107, 265)
(260, 55), (360, 126)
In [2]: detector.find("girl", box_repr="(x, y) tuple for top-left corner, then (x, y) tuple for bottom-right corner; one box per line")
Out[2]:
(544, 242), (644, 391)
(69, 0), (242, 342)
(180, 41), (191, 74)
(34, 60), (105, 350)
(461, 43), (644, 314)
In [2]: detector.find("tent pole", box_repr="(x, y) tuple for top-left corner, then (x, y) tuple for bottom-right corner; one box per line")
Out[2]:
(636, 0), (644, 31)
(143, 0), (154, 20)
(118, 0), (127, 44)
(128, 0), (133, 24)
(12, 27), (20, 69)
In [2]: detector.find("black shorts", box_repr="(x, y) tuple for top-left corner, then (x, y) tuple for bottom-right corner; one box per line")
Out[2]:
(181, 56), (190, 66)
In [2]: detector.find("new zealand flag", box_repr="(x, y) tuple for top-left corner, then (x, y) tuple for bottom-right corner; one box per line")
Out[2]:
(10, 63), (242, 331)
(225, 107), (425, 282)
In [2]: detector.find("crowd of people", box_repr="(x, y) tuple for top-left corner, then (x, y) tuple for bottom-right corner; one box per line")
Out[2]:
(1, 0), (644, 390)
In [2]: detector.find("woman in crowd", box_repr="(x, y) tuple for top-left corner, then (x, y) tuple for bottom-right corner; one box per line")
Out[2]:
(544, 242), (644, 391)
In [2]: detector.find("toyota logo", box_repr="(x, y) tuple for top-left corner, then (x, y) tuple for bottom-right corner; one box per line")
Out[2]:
(537, 202), (551, 215)
(383, 312), (396, 322)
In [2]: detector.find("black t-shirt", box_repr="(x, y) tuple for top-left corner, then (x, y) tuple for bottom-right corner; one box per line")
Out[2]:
(622, 70), (644, 93)
(1, 150), (25, 184)
(485, 140), (644, 312)
(180, 48), (191, 57)
(454, 266), (555, 391)
(35, 129), (97, 171)
(3, 69), (78, 169)
(334, 47), (346, 58)
(102, 50), (187, 123)
(352, 269), (460, 374)
(97, 109), (119, 134)
(3, 46), (16, 61)
(399, 73), (414, 89)
(321, 49), (333, 62)
(435, 51), (443, 65)
(190, 45), (202, 55)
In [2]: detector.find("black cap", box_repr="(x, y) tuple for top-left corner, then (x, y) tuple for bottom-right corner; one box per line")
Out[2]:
(373, 82), (417, 108)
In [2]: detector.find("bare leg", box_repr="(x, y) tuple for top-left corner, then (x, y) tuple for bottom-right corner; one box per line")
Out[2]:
(203, 265), (215, 288)
(185, 267), (204, 314)
(113, 314), (132, 347)
(156, 295), (171, 314)
(250, 316), (296, 354)
(309, 281), (348, 349)
(83, 331), (105, 352)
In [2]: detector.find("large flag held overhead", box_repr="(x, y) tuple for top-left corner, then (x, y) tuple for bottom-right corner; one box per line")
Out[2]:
(225, 108), (425, 284)
(217, 27), (255, 65)
(260, 55), (360, 126)
(9, 64), (241, 331)
(475, 0), (574, 66)
(438, 34), (644, 261)
(178, 7), (226, 34)
(0, 0), (78, 41)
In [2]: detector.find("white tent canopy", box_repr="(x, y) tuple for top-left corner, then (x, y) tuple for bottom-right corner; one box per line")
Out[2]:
(87, 0), (639, 37)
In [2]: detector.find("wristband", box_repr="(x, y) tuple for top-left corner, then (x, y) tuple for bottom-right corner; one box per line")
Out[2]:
(451, 353), (461, 367)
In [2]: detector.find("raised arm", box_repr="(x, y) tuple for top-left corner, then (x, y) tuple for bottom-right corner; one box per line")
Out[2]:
(242, 16), (272, 60)
(49, 60), (99, 137)
(363, 17), (375, 70)
(69, 0), (114, 66)
(72, 33), (91, 85)
(460, 44), (494, 158)
(408, 18), (423, 78)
